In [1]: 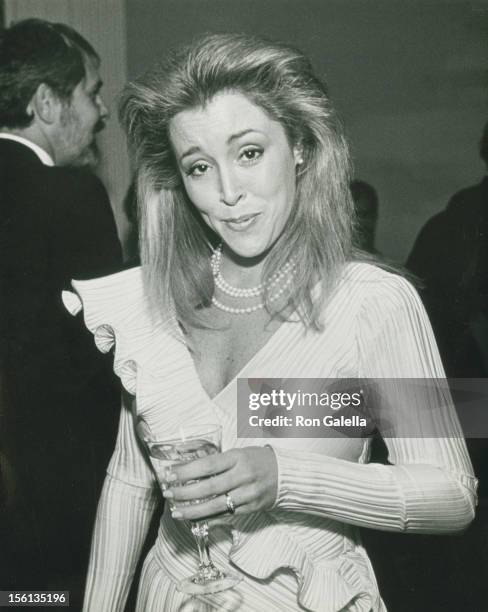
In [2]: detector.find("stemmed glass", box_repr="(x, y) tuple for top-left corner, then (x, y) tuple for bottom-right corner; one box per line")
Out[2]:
(143, 423), (241, 595)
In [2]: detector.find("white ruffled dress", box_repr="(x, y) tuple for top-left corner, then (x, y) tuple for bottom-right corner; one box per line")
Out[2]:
(64, 262), (477, 612)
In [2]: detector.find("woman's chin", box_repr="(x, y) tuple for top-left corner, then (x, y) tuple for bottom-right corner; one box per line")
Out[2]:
(218, 230), (281, 263)
(221, 240), (271, 264)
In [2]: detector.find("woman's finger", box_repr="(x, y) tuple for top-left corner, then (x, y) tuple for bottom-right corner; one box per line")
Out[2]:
(171, 486), (254, 521)
(168, 450), (236, 483)
(164, 471), (240, 503)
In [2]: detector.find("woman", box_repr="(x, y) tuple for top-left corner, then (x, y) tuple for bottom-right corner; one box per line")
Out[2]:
(65, 34), (476, 611)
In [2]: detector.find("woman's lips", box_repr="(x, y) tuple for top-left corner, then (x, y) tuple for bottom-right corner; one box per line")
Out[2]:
(223, 213), (260, 232)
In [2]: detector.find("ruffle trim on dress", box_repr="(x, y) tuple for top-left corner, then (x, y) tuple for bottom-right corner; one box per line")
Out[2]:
(93, 323), (116, 353)
(154, 511), (380, 612)
(63, 288), (137, 392)
(227, 513), (378, 612)
(63, 267), (220, 432)
(61, 289), (83, 316)
(63, 268), (148, 395)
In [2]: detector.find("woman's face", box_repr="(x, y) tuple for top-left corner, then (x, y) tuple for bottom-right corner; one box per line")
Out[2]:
(169, 91), (302, 259)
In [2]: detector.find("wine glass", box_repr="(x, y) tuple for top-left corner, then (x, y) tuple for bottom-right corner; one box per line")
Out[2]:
(144, 423), (241, 595)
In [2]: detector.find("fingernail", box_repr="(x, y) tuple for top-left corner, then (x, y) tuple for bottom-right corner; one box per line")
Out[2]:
(171, 510), (182, 519)
(167, 473), (178, 482)
(163, 490), (173, 499)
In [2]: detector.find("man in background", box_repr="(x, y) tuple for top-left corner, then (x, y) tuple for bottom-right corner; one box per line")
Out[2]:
(407, 124), (488, 378)
(0, 19), (122, 606)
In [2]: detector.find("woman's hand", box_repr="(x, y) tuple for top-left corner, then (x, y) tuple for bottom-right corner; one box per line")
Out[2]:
(163, 446), (278, 520)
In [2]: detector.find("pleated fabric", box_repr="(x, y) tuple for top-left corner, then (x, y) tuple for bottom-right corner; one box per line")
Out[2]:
(63, 262), (477, 612)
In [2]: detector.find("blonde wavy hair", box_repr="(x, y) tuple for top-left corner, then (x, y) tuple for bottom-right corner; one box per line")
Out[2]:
(119, 33), (355, 329)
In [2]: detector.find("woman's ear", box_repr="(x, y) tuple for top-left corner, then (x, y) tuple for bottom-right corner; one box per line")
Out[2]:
(27, 83), (62, 125)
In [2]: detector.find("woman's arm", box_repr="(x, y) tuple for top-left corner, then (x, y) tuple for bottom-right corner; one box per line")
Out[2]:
(83, 398), (159, 611)
(271, 275), (477, 533)
(167, 274), (476, 532)
(272, 442), (475, 533)
(83, 476), (158, 611)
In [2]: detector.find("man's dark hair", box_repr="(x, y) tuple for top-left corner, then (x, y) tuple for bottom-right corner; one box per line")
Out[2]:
(0, 18), (99, 128)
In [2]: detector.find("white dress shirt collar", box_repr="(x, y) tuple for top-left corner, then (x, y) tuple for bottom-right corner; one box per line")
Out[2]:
(0, 133), (55, 166)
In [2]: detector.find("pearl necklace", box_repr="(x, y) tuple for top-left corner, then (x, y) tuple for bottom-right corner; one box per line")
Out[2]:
(210, 245), (294, 315)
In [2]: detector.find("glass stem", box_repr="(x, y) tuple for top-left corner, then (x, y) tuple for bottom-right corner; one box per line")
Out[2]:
(191, 520), (214, 569)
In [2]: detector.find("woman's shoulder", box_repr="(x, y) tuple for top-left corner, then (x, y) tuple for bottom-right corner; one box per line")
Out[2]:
(335, 261), (422, 315)
(342, 260), (404, 283)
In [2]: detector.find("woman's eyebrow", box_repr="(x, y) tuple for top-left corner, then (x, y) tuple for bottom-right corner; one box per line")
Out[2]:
(180, 145), (201, 161)
(180, 129), (263, 161)
(227, 129), (261, 144)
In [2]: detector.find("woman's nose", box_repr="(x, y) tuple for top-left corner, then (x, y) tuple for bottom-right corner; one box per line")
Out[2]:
(219, 168), (243, 206)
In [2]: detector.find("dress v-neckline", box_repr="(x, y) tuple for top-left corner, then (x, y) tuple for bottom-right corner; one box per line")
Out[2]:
(181, 313), (300, 403)
(174, 273), (342, 403)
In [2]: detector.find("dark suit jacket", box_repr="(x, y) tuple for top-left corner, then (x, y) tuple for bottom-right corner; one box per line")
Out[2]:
(0, 139), (122, 595)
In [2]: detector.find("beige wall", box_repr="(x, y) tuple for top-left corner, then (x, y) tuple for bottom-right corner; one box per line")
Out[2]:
(4, 0), (132, 254)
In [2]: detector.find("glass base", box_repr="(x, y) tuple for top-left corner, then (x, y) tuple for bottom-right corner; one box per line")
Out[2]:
(177, 568), (241, 595)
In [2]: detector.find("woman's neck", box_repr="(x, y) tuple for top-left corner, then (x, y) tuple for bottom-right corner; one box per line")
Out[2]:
(220, 245), (269, 288)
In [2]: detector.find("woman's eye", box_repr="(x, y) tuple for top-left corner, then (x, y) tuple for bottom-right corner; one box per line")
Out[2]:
(187, 163), (209, 177)
(240, 148), (262, 163)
